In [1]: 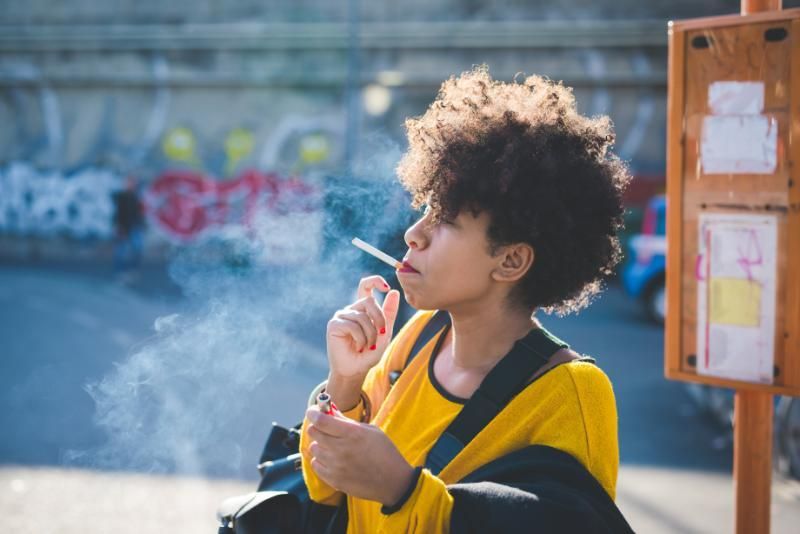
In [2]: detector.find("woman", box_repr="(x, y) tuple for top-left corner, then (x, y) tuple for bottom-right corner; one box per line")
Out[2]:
(301, 66), (634, 533)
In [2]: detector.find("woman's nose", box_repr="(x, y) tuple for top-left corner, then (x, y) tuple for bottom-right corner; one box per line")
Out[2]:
(404, 216), (428, 250)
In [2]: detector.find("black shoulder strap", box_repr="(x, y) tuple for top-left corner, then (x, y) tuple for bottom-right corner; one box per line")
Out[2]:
(425, 326), (569, 475)
(388, 310), (452, 386)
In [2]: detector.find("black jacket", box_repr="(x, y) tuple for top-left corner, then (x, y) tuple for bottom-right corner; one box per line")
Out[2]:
(322, 444), (634, 533)
(448, 444), (634, 533)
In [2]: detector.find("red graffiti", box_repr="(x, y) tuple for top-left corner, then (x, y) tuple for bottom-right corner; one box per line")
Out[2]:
(143, 169), (318, 241)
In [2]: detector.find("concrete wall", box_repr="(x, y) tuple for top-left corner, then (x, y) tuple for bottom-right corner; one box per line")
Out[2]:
(4, 0), (795, 255)
(0, 0), (778, 24)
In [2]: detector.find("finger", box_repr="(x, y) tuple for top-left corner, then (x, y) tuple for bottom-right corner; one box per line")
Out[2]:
(306, 407), (343, 439)
(339, 310), (377, 349)
(306, 407), (355, 438)
(310, 457), (335, 487)
(307, 427), (349, 464)
(357, 275), (390, 300)
(329, 316), (368, 352)
(307, 422), (339, 441)
(309, 441), (337, 467)
(351, 297), (386, 336)
(382, 290), (401, 336)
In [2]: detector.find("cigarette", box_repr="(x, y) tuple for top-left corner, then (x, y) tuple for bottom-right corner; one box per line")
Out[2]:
(351, 238), (403, 270)
(317, 392), (337, 415)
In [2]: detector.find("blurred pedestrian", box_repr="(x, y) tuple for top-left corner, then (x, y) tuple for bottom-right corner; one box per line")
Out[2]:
(112, 175), (145, 274)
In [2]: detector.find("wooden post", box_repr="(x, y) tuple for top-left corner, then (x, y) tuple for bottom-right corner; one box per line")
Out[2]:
(733, 391), (774, 534)
(665, 3), (800, 532)
(741, 0), (782, 15)
(733, 1), (781, 529)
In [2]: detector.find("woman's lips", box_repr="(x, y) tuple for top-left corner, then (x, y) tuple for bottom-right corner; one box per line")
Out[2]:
(397, 260), (420, 274)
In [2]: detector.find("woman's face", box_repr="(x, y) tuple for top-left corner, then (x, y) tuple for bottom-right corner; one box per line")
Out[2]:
(397, 207), (502, 312)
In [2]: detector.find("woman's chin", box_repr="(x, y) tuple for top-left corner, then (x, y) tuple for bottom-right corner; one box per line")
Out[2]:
(401, 288), (422, 309)
(399, 280), (448, 311)
(403, 291), (438, 312)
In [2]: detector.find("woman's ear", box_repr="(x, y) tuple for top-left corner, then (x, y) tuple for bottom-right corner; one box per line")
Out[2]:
(492, 243), (534, 283)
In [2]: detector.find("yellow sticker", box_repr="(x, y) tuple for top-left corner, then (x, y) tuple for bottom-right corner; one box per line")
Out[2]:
(709, 277), (761, 327)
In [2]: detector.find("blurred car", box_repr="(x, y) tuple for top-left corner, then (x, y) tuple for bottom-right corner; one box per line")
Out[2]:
(622, 194), (666, 323)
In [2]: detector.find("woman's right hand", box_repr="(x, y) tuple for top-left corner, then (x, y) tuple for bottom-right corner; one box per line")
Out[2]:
(326, 275), (401, 379)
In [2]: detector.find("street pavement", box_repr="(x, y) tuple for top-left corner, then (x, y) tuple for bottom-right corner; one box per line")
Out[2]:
(1, 262), (798, 533)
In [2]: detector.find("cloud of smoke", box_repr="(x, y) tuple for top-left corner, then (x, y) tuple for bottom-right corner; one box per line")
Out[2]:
(63, 132), (415, 477)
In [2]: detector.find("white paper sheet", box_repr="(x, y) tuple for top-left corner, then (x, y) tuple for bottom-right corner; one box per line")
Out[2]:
(696, 213), (777, 383)
(708, 81), (764, 114)
(701, 115), (778, 174)
(701, 81), (778, 175)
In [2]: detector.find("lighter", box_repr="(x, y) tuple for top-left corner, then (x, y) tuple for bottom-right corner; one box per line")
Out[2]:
(316, 392), (338, 415)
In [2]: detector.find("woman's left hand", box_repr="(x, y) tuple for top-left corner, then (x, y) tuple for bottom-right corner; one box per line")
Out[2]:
(305, 406), (416, 506)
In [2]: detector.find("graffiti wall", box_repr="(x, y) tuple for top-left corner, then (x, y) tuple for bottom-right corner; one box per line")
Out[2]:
(0, 54), (344, 263)
(145, 168), (323, 264)
(1, 29), (671, 262)
(0, 162), (120, 239)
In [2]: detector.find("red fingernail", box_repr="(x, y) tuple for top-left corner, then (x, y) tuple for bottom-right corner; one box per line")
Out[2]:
(383, 283), (389, 289)
(370, 344), (376, 351)
(380, 327), (386, 334)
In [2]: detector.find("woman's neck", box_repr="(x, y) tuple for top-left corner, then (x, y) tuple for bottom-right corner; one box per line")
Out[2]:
(445, 300), (538, 373)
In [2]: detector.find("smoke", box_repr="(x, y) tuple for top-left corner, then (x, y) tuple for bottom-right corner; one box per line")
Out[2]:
(63, 133), (415, 477)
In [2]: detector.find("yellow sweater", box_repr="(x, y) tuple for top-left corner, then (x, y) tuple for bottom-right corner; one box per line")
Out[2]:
(300, 310), (619, 534)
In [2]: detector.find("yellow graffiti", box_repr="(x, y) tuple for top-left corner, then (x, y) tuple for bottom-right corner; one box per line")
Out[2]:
(162, 127), (199, 165)
(299, 133), (331, 165)
(224, 127), (255, 176)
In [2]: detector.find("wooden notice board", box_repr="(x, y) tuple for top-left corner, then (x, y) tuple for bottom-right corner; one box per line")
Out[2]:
(665, 9), (800, 396)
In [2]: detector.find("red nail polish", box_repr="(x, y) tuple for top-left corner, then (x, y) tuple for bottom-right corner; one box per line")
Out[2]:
(383, 283), (390, 289)
(370, 344), (376, 351)
(380, 327), (386, 334)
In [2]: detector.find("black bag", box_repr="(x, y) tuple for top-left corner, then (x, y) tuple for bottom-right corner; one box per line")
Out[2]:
(217, 420), (345, 534)
(216, 311), (453, 533)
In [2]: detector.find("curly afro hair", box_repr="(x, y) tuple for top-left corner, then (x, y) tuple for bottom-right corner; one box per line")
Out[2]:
(396, 65), (631, 315)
